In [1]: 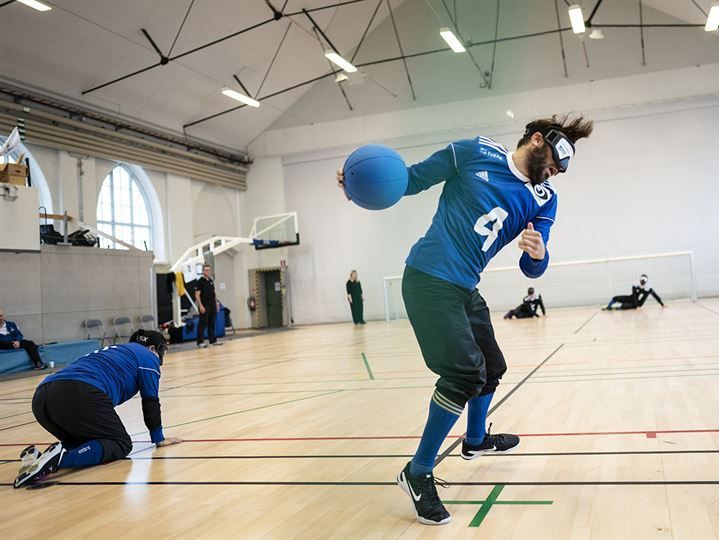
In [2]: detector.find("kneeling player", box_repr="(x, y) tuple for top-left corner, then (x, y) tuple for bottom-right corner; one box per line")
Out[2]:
(14, 330), (181, 488)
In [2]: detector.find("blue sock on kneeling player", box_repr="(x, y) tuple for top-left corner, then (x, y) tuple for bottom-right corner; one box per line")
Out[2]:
(59, 440), (104, 469)
(410, 391), (463, 476)
(465, 392), (494, 446)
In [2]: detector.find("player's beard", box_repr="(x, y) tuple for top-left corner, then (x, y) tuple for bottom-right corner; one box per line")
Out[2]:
(526, 142), (552, 186)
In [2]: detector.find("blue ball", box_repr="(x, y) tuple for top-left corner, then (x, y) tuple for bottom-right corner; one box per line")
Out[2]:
(343, 145), (408, 210)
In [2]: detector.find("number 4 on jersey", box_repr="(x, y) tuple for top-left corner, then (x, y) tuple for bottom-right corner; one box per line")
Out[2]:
(474, 207), (509, 252)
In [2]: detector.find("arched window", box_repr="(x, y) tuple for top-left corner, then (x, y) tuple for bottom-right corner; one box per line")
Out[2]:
(96, 165), (152, 250)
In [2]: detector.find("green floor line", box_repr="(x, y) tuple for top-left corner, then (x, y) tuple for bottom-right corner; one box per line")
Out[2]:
(468, 484), (505, 527)
(445, 485), (554, 528)
(361, 353), (375, 380)
(445, 500), (553, 505)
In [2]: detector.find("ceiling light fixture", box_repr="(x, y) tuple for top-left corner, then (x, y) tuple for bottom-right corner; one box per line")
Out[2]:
(324, 50), (357, 73)
(17, 0), (52, 11)
(221, 88), (260, 108)
(706, 4), (719, 32)
(439, 27), (466, 53)
(568, 4), (586, 34)
(506, 110), (515, 119)
(589, 28), (604, 39)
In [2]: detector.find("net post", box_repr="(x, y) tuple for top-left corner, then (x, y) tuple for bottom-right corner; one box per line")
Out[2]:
(688, 251), (698, 302)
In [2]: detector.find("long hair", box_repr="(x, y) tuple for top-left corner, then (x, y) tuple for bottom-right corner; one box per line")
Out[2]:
(517, 114), (594, 148)
(348, 270), (358, 282)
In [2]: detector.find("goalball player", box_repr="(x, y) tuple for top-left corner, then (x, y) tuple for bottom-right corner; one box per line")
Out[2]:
(14, 330), (182, 488)
(338, 114), (593, 524)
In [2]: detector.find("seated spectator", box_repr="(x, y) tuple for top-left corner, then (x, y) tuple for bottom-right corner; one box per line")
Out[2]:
(0, 309), (47, 370)
(504, 288), (546, 320)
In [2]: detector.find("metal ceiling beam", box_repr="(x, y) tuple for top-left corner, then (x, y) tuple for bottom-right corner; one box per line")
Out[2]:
(553, 0), (569, 78)
(440, 0), (492, 88)
(141, 29), (169, 64)
(255, 21), (293, 98)
(386, 0), (416, 100)
(167, 0), (196, 57)
(489, 0), (501, 88)
(302, 8), (341, 54)
(311, 26), (354, 112)
(351, 0), (383, 63)
(689, 0), (707, 17)
(183, 26), (574, 129)
(1, 82), (247, 162)
(585, 0), (605, 27)
(82, 0), (371, 95)
(639, 0), (646, 66)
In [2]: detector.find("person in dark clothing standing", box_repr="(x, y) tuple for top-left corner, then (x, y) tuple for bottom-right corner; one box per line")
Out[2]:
(0, 310), (47, 370)
(504, 287), (546, 319)
(346, 270), (366, 325)
(194, 264), (218, 347)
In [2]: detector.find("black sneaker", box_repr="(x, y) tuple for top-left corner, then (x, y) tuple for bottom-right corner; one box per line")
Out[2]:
(14, 442), (65, 488)
(461, 423), (520, 460)
(34, 363), (48, 370)
(396, 462), (451, 525)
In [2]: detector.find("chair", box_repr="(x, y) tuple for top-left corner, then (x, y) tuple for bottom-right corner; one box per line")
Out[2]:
(84, 319), (110, 347)
(139, 314), (156, 331)
(112, 317), (135, 344)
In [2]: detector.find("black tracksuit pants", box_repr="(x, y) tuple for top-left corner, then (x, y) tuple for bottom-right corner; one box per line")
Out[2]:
(0, 339), (44, 367)
(32, 380), (132, 463)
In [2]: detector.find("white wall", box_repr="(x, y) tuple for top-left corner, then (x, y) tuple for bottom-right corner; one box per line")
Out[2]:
(243, 65), (719, 324)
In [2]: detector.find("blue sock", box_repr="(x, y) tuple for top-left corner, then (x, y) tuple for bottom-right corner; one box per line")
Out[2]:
(466, 392), (494, 446)
(59, 440), (104, 469)
(410, 391), (462, 476)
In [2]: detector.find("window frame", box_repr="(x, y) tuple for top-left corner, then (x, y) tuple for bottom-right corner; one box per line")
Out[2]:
(96, 164), (153, 251)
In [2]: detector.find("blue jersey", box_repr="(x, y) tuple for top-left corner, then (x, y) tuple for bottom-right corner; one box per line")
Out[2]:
(41, 343), (164, 442)
(405, 136), (557, 290)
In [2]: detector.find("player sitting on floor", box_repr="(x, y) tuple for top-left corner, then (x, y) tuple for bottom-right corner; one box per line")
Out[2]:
(14, 329), (182, 488)
(604, 274), (665, 310)
(504, 287), (546, 319)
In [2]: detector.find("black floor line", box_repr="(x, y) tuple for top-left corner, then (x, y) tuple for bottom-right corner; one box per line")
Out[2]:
(696, 302), (719, 317)
(436, 343), (565, 464)
(2, 480), (717, 488)
(574, 310), (599, 334)
(162, 357), (299, 392)
(0, 420), (36, 432)
(1, 449), (717, 465)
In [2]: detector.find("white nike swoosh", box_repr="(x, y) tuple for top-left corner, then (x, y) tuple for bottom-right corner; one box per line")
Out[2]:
(406, 475), (422, 502)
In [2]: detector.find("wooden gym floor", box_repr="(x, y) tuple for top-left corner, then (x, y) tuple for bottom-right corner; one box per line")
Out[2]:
(1, 299), (718, 539)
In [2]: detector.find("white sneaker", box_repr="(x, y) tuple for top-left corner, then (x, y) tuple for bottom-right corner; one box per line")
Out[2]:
(14, 442), (65, 488)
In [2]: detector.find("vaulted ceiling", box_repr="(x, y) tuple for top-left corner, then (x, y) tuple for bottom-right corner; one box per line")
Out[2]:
(1, 0), (717, 153)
